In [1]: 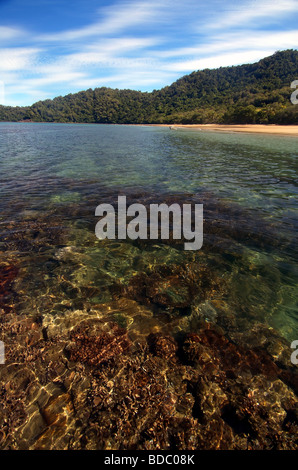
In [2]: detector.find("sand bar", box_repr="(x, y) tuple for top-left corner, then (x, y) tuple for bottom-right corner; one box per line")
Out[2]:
(168, 124), (298, 136)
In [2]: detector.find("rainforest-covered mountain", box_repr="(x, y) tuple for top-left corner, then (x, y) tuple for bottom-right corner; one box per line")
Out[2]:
(0, 49), (297, 124)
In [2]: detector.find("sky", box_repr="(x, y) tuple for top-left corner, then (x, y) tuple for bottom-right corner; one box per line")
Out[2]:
(0, 0), (297, 106)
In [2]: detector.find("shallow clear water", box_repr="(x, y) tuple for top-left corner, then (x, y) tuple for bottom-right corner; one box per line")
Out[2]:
(0, 122), (297, 342)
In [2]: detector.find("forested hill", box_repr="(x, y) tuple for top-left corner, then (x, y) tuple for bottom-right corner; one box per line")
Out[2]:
(0, 49), (297, 124)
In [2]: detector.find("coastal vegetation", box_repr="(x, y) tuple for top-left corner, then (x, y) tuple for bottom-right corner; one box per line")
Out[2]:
(0, 49), (297, 124)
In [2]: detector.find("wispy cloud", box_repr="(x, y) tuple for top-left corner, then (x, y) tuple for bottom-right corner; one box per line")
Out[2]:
(0, 0), (297, 106)
(39, 1), (163, 42)
(157, 30), (298, 59)
(66, 37), (162, 67)
(0, 47), (40, 72)
(161, 50), (273, 73)
(207, 0), (297, 29)
(0, 26), (24, 41)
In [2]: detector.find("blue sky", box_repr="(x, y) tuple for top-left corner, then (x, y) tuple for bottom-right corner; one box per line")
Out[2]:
(0, 0), (297, 106)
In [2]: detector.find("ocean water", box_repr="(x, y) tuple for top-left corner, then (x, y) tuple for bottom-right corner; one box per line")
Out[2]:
(0, 122), (297, 341)
(0, 122), (298, 450)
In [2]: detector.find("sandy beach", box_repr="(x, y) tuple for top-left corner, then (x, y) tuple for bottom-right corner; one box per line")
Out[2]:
(168, 124), (298, 136)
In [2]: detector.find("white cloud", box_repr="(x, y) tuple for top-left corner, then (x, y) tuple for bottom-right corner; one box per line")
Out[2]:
(88, 36), (161, 53)
(208, 0), (297, 30)
(95, 1), (161, 34)
(0, 80), (5, 105)
(26, 72), (87, 87)
(0, 26), (24, 41)
(39, 1), (162, 42)
(157, 30), (298, 59)
(162, 50), (273, 72)
(66, 37), (161, 66)
(0, 48), (41, 72)
(1, 0), (297, 106)
(75, 70), (174, 89)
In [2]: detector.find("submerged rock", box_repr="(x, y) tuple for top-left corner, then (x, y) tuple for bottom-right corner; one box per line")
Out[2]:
(0, 188), (297, 450)
(111, 262), (226, 316)
(67, 322), (131, 366)
(0, 312), (297, 450)
(0, 264), (19, 312)
(147, 332), (178, 360)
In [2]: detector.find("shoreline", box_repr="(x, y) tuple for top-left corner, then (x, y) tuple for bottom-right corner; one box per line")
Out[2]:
(3, 121), (298, 136)
(165, 124), (298, 136)
(127, 123), (298, 136)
